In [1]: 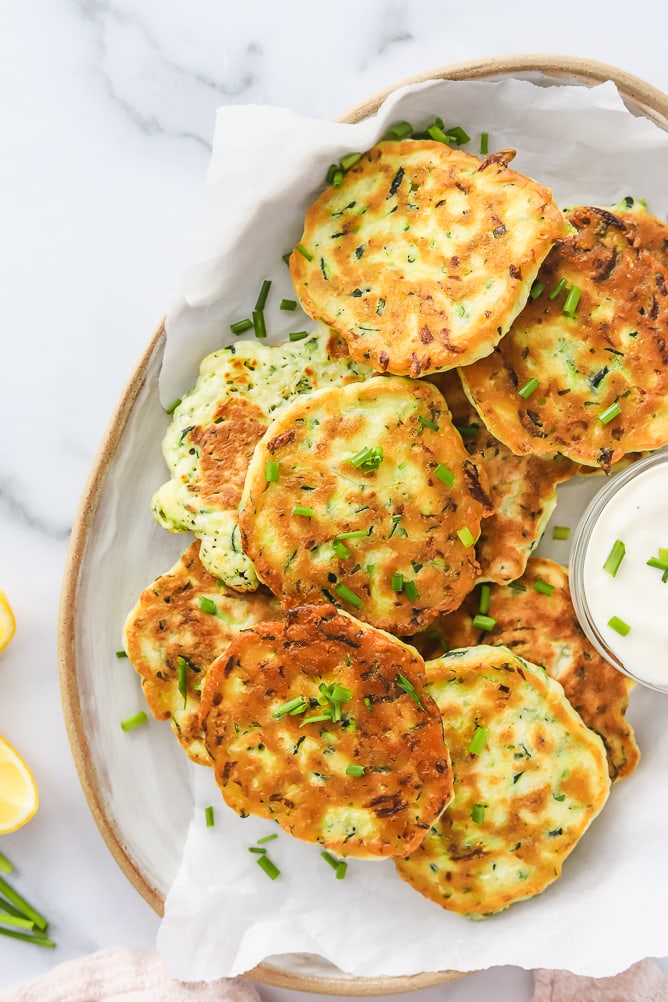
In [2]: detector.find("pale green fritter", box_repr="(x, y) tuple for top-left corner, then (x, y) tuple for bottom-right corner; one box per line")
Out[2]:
(394, 645), (611, 917)
(151, 328), (372, 589)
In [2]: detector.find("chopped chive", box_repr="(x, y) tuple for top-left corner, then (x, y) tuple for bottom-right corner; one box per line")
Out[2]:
(396, 674), (425, 711)
(508, 581), (527, 592)
(252, 308), (267, 339)
(331, 168), (344, 188)
(427, 124), (449, 144)
(663, 568), (668, 583)
(660, 548), (668, 563)
(598, 401), (621, 425)
(296, 243), (313, 261)
(273, 696), (307, 719)
(0, 876), (48, 932)
(647, 557), (668, 571)
(454, 424), (479, 438)
(256, 855), (280, 880)
(391, 572), (403, 592)
(552, 525), (571, 541)
(204, 806), (214, 827)
(603, 539), (626, 577)
(230, 318), (253, 335)
(265, 460), (279, 483)
(364, 696), (372, 710)
(418, 415), (439, 431)
(0, 927), (55, 948)
(434, 464), (455, 486)
(471, 803), (485, 824)
(340, 152), (362, 171)
(457, 526), (475, 547)
(387, 120), (414, 139)
(257, 833), (279, 844)
(562, 285), (582, 317)
(177, 656), (187, 709)
(248, 846), (267, 854)
(472, 613), (496, 631)
(335, 529), (370, 540)
(445, 125), (470, 145)
(608, 616), (631, 637)
(333, 540), (351, 560)
(334, 583), (363, 609)
(518, 377), (539, 399)
(291, 505), (315, 517)
(346, 764), (365, 777)
(529, 280), (544, 300)
(321, 850), (339, 870)
(533, 579), (555, 596)
(335, 861), (347, 879)
(403, 579), (419, 602)
(548, 277), (568, 300)
(480, 131), (489, 155)
(0, 855), (12, 876)
(329, 684), (353, 703)
(120, 711), (148, 733)
(280, 298), (298, 311)
(282, 251), (291, 265)
(255, 279), (272, 311)
(300, 712), (333, 727)
(198, 596), (217, 615)
(165, 397), (182, 414)
(289, 330), (309, 341)
(479, 584), (491, 615)
(468, 725), (488, 755)
(349, 445), (384, 472)
(115, 650), (128, 659)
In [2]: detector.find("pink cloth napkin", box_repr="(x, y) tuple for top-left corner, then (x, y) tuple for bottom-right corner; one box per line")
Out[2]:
(0, 949), (263, 1002)
(531, 959), (668, 1001)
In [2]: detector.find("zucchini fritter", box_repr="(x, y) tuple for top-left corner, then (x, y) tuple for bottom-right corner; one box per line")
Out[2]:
(395, 645), (611, 917)
(459, 205), (668, 471)
(200, 604), (454, 858)
(290, 141), (565, 377)
(412, 557), (639, 782)
(151, 328), (371, 589)
(238, 376), (493, 635)
(123, 542), (282, 765)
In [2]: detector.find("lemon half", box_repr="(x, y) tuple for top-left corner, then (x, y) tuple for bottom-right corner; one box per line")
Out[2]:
(0, 736), (38, 833)
(0, 590), (16, 653)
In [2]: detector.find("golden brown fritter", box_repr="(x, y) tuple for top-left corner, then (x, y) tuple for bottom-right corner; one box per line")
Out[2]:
(459, 205), (668, 471)
(200, 604), (454, 858)
(410, 557), (639, 782)
(290, 141), (565, 377)
(238, 376), (493, 635)
(123, 542), (282, 765)
(394, 645), (611, 917)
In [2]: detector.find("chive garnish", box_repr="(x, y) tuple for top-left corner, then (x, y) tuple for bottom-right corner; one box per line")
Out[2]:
(289, 330), (309, 341)
(552, 525), (571, 541)
(418, 415), (439, 431)
(204, 806), (214, 827)
(257, 833), (279, 844)
(391, 572), (403, 592)
(434, 464), (455, 487)
(471, 803), (485, 824)
(346, 764), (365, 777)
(252, 309), (267, 339)
(472, 613), (496, 631)
(255, 279), (271, 311)
(548, 277), (568, 300)
(165, 397), (182, 414)
(333, 540), (351, 560)
(230, 318), (253, 335)
(334, 583), (362, 609)
(0, 854), (12, 876)
(0, 877), (48, 933)
(335, 529), (370, 540)
(280, 298), (298, 311)
(603, 539), (626, 577)
(198, 596), (217, 615)
(562, 285), (582, 317)
(647, 557), (668, 571)
(518, 377), (539, 399)
(533, 579), (555, 596)
(265, 460), (279, 483)
(457, 526), (475, 547)
(120, 711), (148, 732)
(296, 243), (313, 261)
(427, 123), (449, 144)
(468, 725), (488, 755)
(403, 579), (419, 602)
(508, 581), (527, 592)
(248, 846), (267, 854)
(396, 674), (425, 710)
(340, 152), (362, 171)
(660, 548), (668, 563)
(115, 650), (128, 659)
(529, 280), (544, 300)
(479, 584), (491, 615)
(273, 696), (308, 719)
(177, 656), (187, 709)
(386, 120), (414, 140)
(282, 251), (291, 265)
(348, 445), (384, 472)
(300, 713), (333, 727)
(454, 424), (479, 438)
(598, 402), (621, 425)
(335, 861), (347, 879)
(256, 855), (280, 880)
(321, 850), (339, 870)
(292, 505), (315, 518)
(480, 131), (489, 155)
(608, 616), (631, 637)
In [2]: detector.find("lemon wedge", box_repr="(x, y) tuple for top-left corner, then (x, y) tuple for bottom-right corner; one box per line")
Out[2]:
(0, 736), (38, 833)
(0, 589), (16, 653)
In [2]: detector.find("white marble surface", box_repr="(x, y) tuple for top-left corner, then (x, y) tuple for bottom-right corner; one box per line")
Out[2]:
(3, 0), (668, 998)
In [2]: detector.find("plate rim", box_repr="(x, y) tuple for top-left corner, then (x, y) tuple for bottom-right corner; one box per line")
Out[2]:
(57, 54), (668, 995)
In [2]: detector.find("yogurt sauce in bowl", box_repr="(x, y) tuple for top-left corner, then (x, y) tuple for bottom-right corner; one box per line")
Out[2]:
(570, 448), (668, 692)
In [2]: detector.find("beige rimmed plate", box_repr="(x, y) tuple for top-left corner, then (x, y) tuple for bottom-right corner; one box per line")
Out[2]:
(58, 55), (668, 995)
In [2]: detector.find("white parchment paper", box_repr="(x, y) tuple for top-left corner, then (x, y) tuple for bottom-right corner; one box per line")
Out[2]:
(157, 77), (668, 980)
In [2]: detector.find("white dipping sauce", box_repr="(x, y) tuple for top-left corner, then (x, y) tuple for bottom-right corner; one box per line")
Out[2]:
(581, 460), (668, 690)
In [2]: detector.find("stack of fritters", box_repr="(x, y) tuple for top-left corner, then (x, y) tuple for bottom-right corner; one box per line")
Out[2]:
(122, 134), (664, 914)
